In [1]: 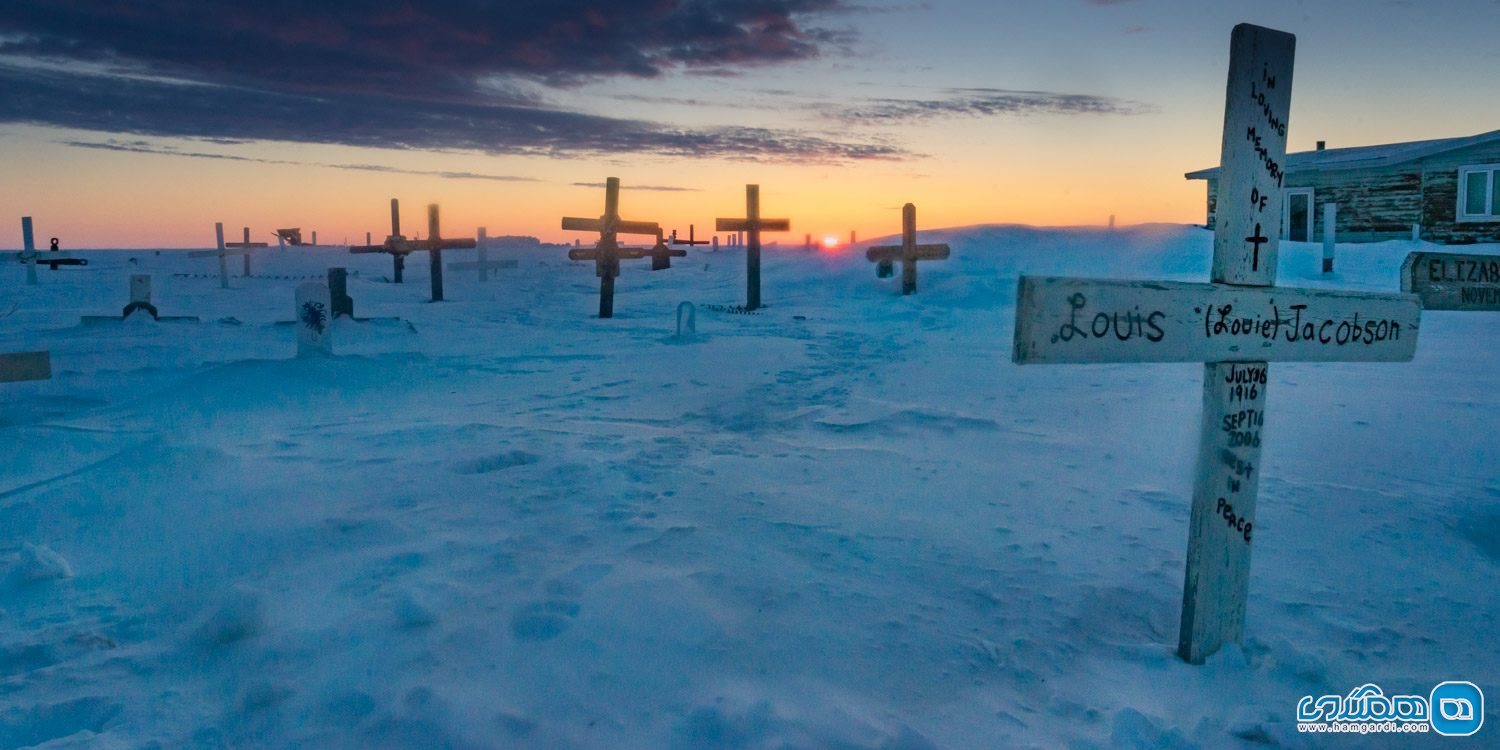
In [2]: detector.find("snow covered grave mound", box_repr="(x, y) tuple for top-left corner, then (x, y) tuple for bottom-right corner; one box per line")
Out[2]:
(1, 226), (1496, 748)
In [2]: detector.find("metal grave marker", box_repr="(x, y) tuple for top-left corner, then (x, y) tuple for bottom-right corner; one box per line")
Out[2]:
(295, 282), (333, 357)
(716, 184), (790, 311)
(560, 177), (665, 318)
(1012, 24), (1423, 665)
(1401, 252), (1500, 311)
(866, 203), (951, 295)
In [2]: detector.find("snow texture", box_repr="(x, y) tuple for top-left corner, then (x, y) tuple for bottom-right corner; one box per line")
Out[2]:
(1, 226), (1496, 748)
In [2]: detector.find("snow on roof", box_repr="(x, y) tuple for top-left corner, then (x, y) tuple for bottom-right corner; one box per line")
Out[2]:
(1184, 128), (1500, 180)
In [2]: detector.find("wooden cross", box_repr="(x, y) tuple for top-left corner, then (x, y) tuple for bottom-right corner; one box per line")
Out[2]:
(670, 225), (711, 248)
(188, 223), (257, 288)
(646, 229), (687, 271)
(716, 184), (790, 311)
(1, 351), (51, 383)
(1012, 24), (1424, 665)
(447, 228), (519, 281)
(1402, 251), (1500, 310)
(865, 203), (951, 295)
(350, 200), (475, 302)
(561, 177), (663, 318)
(15, 218), (85, 285)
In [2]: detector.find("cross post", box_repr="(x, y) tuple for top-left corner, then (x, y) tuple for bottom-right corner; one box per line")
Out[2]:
(561, 177), (663, 318)
(866, 203), (951, 295)
(187, 223), (256, 288)
(1011, 25), (1424, 665)
(350, 200), (475, 301)
(716, 184), (790, 311)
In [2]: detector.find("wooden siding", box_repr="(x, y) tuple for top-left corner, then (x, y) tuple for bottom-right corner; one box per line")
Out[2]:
(1199, 141), (1500, 244)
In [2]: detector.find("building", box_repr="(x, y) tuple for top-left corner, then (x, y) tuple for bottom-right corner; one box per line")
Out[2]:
(1186, 129), (1500, 244)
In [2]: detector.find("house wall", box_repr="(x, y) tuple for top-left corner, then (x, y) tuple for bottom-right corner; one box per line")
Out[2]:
(1197, 140), (1500, 244)
(1417, 142), (1500, 244)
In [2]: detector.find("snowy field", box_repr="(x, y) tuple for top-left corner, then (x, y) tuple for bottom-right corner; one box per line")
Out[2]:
(2, 225), (1496, 748)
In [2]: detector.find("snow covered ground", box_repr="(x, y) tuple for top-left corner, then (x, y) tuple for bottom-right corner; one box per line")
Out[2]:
(2, 225), (1496, 748)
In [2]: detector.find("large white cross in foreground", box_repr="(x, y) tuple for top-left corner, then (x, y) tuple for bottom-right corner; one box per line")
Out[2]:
(1011, 24), (1423, 664)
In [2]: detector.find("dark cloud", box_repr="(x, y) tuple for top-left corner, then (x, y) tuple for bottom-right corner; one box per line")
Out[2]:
(824, 88), (1149, 124)
(0, 1), (906, 162)
(60, 139), (541, 181)
(572, 182), (702, 192)
(2, 60), (903, 162)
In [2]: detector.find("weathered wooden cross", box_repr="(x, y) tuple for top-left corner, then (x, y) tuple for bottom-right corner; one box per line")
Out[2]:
(646, 229), (688, 271)
(866, 203), (951, 294)
(1401, 251), (1500, 311)
(561, 177), (664, 318)
(1, 351), (51, 383)
(670, 225), (711, 248)
(351, 201), (475, 302)
(716, 184), (790, 311)
(15, 218), (86, 285)
(1011, 24), (1423, 665)
(188, 223), (256, 288)
(447, 228), (519, 281)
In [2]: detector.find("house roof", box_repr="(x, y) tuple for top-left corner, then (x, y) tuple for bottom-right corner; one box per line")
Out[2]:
(1184, 128), (1500, 180)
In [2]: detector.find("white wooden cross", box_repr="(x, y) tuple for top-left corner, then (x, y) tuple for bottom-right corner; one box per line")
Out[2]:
(1, 351), (51, 383)
(716, 184), (790, 311)
(1012, 24), (1423, 665)
(188, 223), (256, 289)
(15, 217), (84, 285)
(561, 177), (664, 318)
(866, 203), (950, 295)
(447, 227), (519, 281)
(1401, 251), (1500, 310)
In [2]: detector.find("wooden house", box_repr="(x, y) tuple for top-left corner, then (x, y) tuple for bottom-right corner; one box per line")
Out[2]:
(1186, 129), (1500, 244)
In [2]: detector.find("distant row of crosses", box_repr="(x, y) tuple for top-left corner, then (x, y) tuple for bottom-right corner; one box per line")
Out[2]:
(328, 181), (953, 318)
(559, 177), (951, 318)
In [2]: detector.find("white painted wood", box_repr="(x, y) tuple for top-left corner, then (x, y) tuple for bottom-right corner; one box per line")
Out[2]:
(0, 351), (51, 383)
(1012, 276), (1418, 364)
(1322, 203), (1336, 273)
(1211, 25), (1294, 286)
(1412, 223), (1422, 241)
(21, 216), (37, 285)
(1183, 23), (1295, 666)
(130, 274), (151, 305)
(295, 282), (333, 357)
(1401, 251), (1500, 310)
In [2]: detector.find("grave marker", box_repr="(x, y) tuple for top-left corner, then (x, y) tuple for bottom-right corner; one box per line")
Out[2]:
(716, 184), (790, 311)
(670, 225), (710, 249)
(328, 268), (355, 318)
(295, 282), (333, 357)
(0, 351), (51, 383)
(676, 301), (697, 339)
(188, 223), (257, 288)
(866, 204), (950, 295)
(124, 275), (158, 320)
(561, 177), (664, 318)
(14, 218), (85, 285)
(1012, 24), (1422, 665)
(1401, 251), (1500, 310)
(350, 200), (475, 301)
(647, 230), (688, 271)
(1321, 204), (1336, 273)
(447, 228), (519, 281)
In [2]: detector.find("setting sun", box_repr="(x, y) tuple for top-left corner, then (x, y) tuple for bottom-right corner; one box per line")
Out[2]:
(822, 235), (839, 248)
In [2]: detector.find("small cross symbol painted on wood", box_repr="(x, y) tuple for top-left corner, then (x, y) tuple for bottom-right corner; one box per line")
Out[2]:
(1245, 223), (1268, 271)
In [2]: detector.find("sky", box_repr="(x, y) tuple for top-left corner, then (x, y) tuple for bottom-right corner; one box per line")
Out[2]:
(2, 0), (1498, 249)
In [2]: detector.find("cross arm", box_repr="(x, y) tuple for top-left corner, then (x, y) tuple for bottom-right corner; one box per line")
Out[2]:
(717, 218), (791, 232)
(865, 243), (951, 262)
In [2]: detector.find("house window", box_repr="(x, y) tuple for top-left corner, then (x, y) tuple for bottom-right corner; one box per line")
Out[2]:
(1457, 164), (1500, 222)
